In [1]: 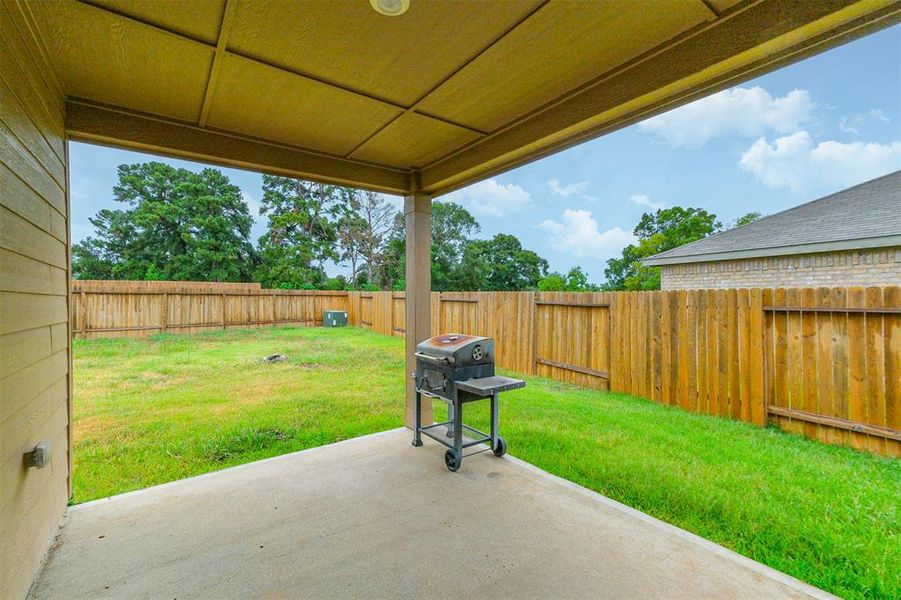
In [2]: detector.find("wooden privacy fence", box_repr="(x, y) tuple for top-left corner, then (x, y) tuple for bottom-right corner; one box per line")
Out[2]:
(72, 281), (899, 457)
(347, 288), (900, 458)
(72, 280), (349, 337)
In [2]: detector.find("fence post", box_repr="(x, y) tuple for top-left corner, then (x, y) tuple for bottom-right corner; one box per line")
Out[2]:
(272, 294), (277, 327)
(221, 293), (226, 330)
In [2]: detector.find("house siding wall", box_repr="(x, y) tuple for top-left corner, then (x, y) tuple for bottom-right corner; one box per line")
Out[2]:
(1, 3), (71, 598)
(660, 247), (901, 290)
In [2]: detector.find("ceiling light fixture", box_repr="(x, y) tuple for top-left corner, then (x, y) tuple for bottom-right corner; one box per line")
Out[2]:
(370, 0), (409, 16)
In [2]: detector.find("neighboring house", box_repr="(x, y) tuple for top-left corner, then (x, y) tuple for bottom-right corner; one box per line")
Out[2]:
(644, 170), (901, 290)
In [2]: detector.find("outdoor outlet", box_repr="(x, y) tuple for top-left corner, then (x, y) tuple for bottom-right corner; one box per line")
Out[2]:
(24, 441), (52, 469)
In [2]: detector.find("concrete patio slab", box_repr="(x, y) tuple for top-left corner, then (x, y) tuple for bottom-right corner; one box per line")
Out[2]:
(31, 429), (833, 599)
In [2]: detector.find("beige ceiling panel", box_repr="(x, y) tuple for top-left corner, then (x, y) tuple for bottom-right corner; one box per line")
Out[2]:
(30, 0), (213, 122)
(227, 0), (544, 106)
(349, 113), (480, 169)
(205, 55), (403, 157)
(83, 0), (226, 44)
(418, 0), (713, 132)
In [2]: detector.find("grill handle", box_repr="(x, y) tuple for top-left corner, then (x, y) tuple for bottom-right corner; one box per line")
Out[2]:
(414, 352), (455, 365)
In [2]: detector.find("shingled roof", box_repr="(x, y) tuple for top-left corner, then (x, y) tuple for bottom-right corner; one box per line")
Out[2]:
(644, 170), (901, 266)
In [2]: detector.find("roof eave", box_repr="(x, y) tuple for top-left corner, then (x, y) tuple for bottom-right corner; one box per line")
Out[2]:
(642, 235), (901, 267)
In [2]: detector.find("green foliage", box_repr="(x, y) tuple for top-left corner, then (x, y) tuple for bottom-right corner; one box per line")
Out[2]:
(379, 200), (484, 291)
(383, 202), (553, 291)
(537, 273), (567, 291)
(733, 211), (763, 228)
(72, 162), (255, 281)
(539, 266), (598, 291)
(253, 176), (354, 288)
(604, 207), (721, 290)
(73, 166), (595, 292)
(453, 233), (548, 291)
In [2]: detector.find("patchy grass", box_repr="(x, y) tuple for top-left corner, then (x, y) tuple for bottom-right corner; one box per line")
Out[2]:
(74, 327), (899, 598)
(73, 327), (404, 503)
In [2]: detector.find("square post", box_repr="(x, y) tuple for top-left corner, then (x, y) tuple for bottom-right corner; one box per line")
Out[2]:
(405, 192), (432, 429)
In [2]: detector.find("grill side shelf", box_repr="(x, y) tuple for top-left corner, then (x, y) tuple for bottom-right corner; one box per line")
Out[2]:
(456, 376), (525, 396)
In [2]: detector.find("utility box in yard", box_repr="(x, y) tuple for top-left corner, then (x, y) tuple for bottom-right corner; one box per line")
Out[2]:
(323, 310), (348, 327)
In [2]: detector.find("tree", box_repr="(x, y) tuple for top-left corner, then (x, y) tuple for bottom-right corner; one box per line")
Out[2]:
(604, 206), (721, 290)
(337, 210), (367, 288)
(537, 272), (567, 291)
(633, 206), (722, 248)
(254, 176), (354, 288)
(337, 191), (395, 288)
(379, 200), (481, 291)
(539, 266), (598, 291)
(538, 266), (598, 292)
(454, 234), (548, 291)
(71, 209), (136, 279)
(562, 266), (596, 291)
(733, 212), (763, 228)
(72, 162), (255, 281)
(377, 217), (407, 291)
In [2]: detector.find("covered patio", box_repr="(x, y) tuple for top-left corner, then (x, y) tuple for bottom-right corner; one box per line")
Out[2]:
(3, 0), (899, 597)
(32, 429), (830, 599)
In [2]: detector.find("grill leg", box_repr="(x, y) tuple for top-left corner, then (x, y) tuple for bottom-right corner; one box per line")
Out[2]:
(453, 395), (463, 464)
(491, 392), (499, 449)
(412, 390), (423, 447)
(446, 401), (455, 438)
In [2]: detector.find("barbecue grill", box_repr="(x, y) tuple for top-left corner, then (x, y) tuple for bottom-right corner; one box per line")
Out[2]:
(412, 333), (525, 471)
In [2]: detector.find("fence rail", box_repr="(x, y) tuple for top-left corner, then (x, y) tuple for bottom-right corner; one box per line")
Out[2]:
(72, 281), (899, 457)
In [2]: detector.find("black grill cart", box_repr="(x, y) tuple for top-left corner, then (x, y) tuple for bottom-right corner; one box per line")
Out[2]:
(411, 334), (525, 472)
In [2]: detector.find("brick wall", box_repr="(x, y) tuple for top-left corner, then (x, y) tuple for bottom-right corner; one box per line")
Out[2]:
(660, 247), (901, 289)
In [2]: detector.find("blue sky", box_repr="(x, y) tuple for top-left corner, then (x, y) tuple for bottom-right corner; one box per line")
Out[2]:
(70, 25), (901, 284)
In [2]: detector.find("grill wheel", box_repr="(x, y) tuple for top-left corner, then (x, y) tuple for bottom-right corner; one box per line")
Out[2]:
(444, 450), (460, 472)
(492, 437), (507, 457)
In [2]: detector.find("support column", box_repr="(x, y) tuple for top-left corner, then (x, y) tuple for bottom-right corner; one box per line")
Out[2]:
(405, 192), (432, 429)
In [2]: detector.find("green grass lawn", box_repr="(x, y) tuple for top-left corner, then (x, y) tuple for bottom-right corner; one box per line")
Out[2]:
(74, 326), (899, 598)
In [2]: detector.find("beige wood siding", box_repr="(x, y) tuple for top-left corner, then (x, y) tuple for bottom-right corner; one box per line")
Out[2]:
(1, 2), (70, 597)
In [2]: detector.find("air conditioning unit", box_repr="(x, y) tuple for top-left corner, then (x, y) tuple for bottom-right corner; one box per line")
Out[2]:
(323, 310), (348, 327)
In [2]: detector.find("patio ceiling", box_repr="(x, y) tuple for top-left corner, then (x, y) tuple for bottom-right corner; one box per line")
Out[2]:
(28, 0), (900, 195)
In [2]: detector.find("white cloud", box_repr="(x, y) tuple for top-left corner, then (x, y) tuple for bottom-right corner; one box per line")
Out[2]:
(445, 179), (531, 217)
(739, 130), (901, 194)
(548, 178), (589, 198)
(839, 109), (891, 135)
(242, 191), (262, 218)
(869, 108), (890, 123)
(838, 115), (862, 135)
(539, 209), (635, 259)
(629, 193), (666, 211)
(638, 86), (815, 147)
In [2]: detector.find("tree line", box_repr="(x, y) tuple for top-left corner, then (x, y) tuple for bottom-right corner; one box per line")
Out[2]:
(73, 162), (759, 291)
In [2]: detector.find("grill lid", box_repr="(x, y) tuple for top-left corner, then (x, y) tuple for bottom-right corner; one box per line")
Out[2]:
(416, 333), (491, 362)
